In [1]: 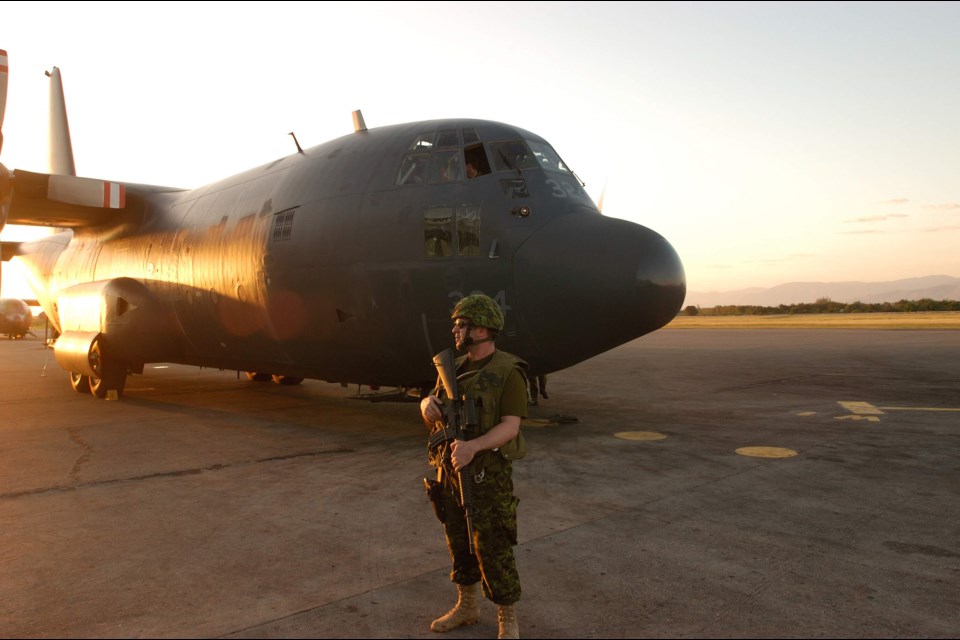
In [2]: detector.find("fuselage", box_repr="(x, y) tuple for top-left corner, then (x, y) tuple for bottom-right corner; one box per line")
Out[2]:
(14, 118), (686, 387)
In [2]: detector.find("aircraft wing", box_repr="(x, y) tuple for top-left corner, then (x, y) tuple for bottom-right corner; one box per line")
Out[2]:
(5, 169), (139, 228)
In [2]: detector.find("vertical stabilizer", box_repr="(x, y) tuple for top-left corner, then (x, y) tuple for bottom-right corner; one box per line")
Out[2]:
(0, 49), (8, 152)
(47, 67), (76, 176)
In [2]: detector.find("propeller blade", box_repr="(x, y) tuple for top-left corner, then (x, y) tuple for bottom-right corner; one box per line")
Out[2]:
(596, 180), (607, 213)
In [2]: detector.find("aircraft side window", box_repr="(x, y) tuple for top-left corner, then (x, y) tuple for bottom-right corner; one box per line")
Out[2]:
(424, 207), (453, 257)
(488, 140), (538, 173)
(457, 206), (481, 256)
(464, 144), (491, 179)
(397, 153), (430, 185)
(428, 150), (463, 183)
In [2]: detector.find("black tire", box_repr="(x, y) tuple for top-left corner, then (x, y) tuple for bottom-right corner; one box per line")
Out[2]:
(88, 338), (127, 399)
(272, 375), (304, 385)
(246, 372), (273, 382)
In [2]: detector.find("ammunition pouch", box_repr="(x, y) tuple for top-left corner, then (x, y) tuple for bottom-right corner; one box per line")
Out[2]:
(423, 477), (446, 523)
(498, 431), (527, 461)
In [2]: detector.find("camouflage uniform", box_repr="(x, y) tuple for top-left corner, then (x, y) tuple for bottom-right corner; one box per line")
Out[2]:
(428, 350), (528, 605)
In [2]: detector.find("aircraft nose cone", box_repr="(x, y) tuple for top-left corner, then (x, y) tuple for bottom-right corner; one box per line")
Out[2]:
(512, 213), (686, 371)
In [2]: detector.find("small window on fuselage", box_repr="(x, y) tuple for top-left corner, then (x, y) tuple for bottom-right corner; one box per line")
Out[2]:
(424, 207), (453, 257)
(457, 205), (481, 256)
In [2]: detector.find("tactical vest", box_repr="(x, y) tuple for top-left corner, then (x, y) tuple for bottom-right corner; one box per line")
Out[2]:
(436, 350), (529, 464)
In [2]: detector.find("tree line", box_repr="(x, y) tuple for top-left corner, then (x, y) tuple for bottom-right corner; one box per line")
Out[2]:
(684, 298), (960, 316)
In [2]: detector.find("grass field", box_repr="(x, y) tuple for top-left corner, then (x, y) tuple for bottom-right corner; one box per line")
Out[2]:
(666, 311), (960, 330)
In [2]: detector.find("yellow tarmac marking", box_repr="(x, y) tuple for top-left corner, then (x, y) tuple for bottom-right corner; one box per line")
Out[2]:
(879, 406), (960, 412)
(838, 401), (885, 415)
(736, 446), (798, 459)
(797, 411), (816, 416)
(615, 431), (667, 441)
(836, 401), (960, 422)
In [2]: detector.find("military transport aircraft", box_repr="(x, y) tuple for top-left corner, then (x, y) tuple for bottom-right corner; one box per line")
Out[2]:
(0, 297), (32, 339)
(0, 49), (686, 399)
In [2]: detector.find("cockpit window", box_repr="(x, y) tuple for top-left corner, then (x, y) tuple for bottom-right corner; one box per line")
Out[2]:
(464, 144), (491, 179)
(396, 129), (494, 185)
(397, 153), (430, 185)
(436, 129), (460, 148)
(528, 141), (572, 173)
(408, 134), (436, 151)
(428, 150), (463, 182)
(489, 140), (539, 173)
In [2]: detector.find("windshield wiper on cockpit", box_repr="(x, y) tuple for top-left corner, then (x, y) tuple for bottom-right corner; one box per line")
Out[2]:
(497, 149), (522, 176)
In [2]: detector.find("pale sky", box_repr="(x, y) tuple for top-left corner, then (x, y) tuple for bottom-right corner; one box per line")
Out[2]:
(2, 1), (959, 301)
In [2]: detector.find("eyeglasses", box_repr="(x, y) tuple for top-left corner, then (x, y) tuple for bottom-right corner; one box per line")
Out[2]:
(453, 320), (474, 330)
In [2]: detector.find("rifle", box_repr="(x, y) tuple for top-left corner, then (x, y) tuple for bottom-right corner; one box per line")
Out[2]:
(431, 347), (480, 553)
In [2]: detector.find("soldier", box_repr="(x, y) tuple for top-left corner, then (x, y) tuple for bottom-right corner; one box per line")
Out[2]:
(420, 293), (528, 639)
(528, 373), (549, 406)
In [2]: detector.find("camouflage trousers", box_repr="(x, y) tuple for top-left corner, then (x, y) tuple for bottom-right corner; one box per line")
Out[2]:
(436, 458), (521, 605)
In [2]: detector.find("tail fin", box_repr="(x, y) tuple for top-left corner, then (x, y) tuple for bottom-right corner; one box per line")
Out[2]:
(46, 66), (76, 176)
(1, 49), (8, 155)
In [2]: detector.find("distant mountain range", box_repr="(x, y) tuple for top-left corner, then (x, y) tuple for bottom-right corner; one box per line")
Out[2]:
(686, 275), (960, 308)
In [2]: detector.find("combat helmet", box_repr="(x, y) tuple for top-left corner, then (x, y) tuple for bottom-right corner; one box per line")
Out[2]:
(451, 293), (504, 332)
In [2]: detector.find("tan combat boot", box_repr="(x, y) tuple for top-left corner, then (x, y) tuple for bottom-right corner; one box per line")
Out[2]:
(497, 604), (519, 639)
(430, 582), (480, 633)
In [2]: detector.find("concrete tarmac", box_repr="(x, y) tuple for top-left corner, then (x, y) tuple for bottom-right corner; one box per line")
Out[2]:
(0, 328), (958, 638)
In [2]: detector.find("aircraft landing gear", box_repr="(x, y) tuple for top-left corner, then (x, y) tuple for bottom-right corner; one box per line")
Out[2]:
(246, 371), (303, 385)
(87, 337), (127, 399)
(69, 371), (91, 393)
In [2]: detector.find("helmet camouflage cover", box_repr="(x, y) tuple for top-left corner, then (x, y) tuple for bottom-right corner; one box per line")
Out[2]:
(451, 293), (504, 331)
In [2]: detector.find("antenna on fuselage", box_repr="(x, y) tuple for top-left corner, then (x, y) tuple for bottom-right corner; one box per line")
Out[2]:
(288, 131), (304, 154)
(352, 109), (367, 133)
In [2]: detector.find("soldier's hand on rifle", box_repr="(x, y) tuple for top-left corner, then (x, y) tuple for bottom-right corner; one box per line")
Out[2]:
(450, 439), (478, 471)
(421, 395), (443, 423)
